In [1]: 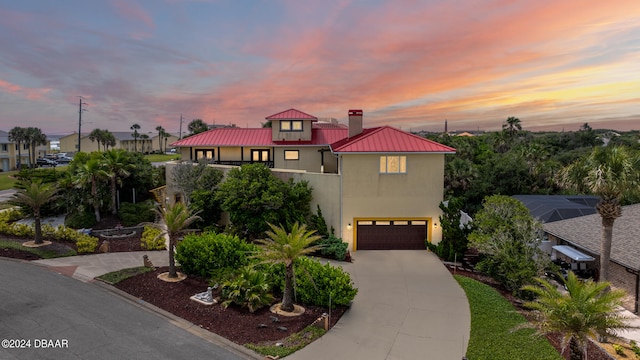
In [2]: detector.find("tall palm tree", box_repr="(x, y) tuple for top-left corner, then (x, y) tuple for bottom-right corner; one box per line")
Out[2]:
(74, 158), (109, 223)
(23, 127), (47, 168)
(102, 149), (134, 215)
(8, 126), (27, 169)
(130, 123), (141, 152)
(522, 272), (635, 360)
(89, 128), (104, 151)
(156, 126), (165, 153)
(139, 134), (150, 153)
(502, 116), (522, 137)
(147, 202), (201, 279)
(256, 223), (322, 312)
(10, 180), (60, 245)
(103, 131), (116, 150)
(559, 146), (640, 281)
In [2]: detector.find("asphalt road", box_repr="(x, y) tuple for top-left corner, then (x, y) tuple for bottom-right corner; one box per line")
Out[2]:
(0, 259), (251, 360)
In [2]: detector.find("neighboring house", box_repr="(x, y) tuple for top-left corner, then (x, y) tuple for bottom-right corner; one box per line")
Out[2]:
(0, 130), (49, 171)
(543, 203), (640, 313)
(59, 132), (179, 153)
(514, 195), (599, 223)
(168, 108), (456, 251)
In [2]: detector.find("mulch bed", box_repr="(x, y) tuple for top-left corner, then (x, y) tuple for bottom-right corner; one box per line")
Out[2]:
(114, 266), (348, 346)
(449, 266), (615, 360)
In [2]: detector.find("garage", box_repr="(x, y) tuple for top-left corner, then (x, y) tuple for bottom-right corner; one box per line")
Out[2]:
(356, 220), (428, 250)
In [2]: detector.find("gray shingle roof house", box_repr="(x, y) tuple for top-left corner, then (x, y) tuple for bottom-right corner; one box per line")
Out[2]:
(543, 203), (640, 312)
(513, 195), (599, 223)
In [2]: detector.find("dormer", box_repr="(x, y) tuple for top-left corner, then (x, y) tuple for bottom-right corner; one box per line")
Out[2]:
(266, 108), (317, 142)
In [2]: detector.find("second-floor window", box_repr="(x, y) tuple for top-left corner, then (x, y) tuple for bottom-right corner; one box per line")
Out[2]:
(1, 144), (7, 152)
(380, 156), (406, 174)
(280, 120), (303, 132)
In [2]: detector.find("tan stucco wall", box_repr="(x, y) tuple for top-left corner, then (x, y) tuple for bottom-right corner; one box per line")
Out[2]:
(273, 146), (338, 173)
(339, 153), (445, 250)
(271, 120), (313, 141)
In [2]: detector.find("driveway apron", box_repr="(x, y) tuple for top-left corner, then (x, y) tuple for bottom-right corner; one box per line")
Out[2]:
(289, 250), (470, 360)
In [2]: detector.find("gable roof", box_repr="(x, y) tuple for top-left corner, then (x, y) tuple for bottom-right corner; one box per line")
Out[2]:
(513, 195), (599, 223)
(543, 203), (640, 271)
(265, 108), (318, 121)
(331, 126), (456, 154)
(171, 126), (348, 147)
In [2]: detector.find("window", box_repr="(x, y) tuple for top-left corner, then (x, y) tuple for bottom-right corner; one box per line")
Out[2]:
(280, 120), (303, 132)
(284, 150), (299, 160)
(251, 149), (269, 162)
(380, 156), (406, 173)
(1, 144), (7, 152)
(195, 149), (214, 161)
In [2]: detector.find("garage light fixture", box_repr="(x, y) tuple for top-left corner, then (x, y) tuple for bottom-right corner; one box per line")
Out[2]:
(347, 223), (352, 230)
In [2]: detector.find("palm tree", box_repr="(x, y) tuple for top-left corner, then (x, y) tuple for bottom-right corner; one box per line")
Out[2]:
(102, 149), (134, 215)
(559, 146), (640, 281)
(130, 123), (141, 152)
(156, 126), (165, 153)
(74, 158), (109, 223)
(502, 116), (522, 137)
(147, 202), (201, 279)
(103, 131), (116, 150)
(188, 119), (208, 135)
(10, 180), (60, 245)
(256, 222), (322, 312)
(89, 128), (104, 151)
(522, 272), (636, 360)
(8, 126), (27, 169)
(23, 127), (47, 168)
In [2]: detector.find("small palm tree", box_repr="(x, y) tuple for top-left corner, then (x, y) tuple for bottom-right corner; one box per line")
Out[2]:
(256, 222), (322, 312)
(502, 116), (522, 137)
(74, 158), (109, 223)
(148, 202), (200, 279)
(11, 180), (60, 245)
(522, 272), (636, 360)
(102, 149), (134, 215)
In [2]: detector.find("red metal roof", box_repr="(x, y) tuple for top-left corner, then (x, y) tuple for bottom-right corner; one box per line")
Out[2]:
(265, 108), (318, 121)
(171, 127), (348, 147)
(331, 126), (456, 153)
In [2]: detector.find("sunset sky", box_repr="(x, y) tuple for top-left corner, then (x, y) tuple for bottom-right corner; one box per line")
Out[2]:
(1, 0), (639, 136)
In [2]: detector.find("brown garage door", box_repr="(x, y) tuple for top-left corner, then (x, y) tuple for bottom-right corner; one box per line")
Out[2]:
(356, 220), (427, 250)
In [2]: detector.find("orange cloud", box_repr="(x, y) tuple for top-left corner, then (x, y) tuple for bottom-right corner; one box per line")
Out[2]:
(0, 79), (51, 100)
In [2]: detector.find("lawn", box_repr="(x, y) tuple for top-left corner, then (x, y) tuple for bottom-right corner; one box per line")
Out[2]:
(0, 239), (77, 259)
(455, 275), (562, 360)
(0, 170), (18, 191)
(144, 154), (181, 163)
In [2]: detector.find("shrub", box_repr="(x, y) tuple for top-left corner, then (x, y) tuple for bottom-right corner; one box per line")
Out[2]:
(318, 235), (348, 261)
(175, 232), (258, 278)
(117, 201), (155, 227)
(141, 226), (166, 250)
(613, 344), (625, 356)
(631, 340), (640, 356)
(220, 266), (274, 312)
(271, 257), (357, 308)
(65, 211), (97, 229)
(0, 208), (23, 223)
(76, 234), (98, 254)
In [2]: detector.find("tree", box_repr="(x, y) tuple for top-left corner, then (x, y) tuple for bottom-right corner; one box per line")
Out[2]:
(468, 195), (549, 295)
(156, 126), (165, 153)
(148, 202), (201, 279)
(130, 123), (141, 152)
(89, 129), (105, 151)
(10, 179), (60, 245)
(502, 116), (522, 137)
(171, 160), (224, 228)
(139, 133), (150, 153)
(8, 126), (27, 169)
(522, 272), (636, 360)
(559, 146), (640, 282)
(102, 149), (134, 215)
(103, 131), (116, 150)
(188, 119), (208, 135)
(256, 222), (322, 312)
(24, 127), (47, 168)
(74, 158), (109, 223)
(427, 198), (472, 262)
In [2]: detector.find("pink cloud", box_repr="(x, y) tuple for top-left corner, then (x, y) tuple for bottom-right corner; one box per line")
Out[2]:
(0, 79), (51, 100)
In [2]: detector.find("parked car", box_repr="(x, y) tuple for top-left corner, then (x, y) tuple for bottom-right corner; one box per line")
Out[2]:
(36, 158), (57, 167)
(56, 156), (73, 165)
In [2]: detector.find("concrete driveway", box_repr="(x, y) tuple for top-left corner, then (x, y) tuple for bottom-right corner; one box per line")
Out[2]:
(289, 251), (470, 360)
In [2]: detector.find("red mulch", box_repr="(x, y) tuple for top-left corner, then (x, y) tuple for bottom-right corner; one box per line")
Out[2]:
(114, 267), (348, 346)
(449, 267), (615, 360)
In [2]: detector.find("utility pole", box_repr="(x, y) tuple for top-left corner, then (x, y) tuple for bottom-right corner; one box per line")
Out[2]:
(77, 97), (88, 153)
(179, 113), (183, 139)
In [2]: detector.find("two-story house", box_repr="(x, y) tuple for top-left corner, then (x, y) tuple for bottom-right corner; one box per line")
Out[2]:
(168, 109), (455, 251)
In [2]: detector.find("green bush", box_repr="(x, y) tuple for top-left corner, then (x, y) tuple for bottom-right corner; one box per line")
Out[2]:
(117, 201), (155, 226)
(175, 232), (258, 278)
(613, 344), (625, 356)
(0, 208), (23, 222)
(318, 235), (348, 261)
(141, 226), (166, 250)
(76, 235), (98, 253)
(65, 211), (97, 229)
(271, 257), (357, 308)
(220, 266), (274, 312)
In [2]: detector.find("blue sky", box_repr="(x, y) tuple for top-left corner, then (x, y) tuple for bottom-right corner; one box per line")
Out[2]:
(1, 0), (639, 136)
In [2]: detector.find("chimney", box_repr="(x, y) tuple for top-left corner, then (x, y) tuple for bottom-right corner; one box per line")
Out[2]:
(348, 109), (363, 138)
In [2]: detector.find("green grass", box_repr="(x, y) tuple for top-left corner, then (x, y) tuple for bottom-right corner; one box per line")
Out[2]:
(0, 170), (18, 190)
(96, 266), (154, 284)
(245, 325), (326, 358)
(144, 154), (181, 163)
(0, 239), (77, 259)
(455, 275), (562, 360)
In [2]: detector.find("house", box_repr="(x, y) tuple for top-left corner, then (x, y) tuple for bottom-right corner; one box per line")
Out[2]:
(543, 203), (640, 313)
(0, 130), (50, 171)
(59, 132), (179, 154)
(168, 109), (455, 251)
